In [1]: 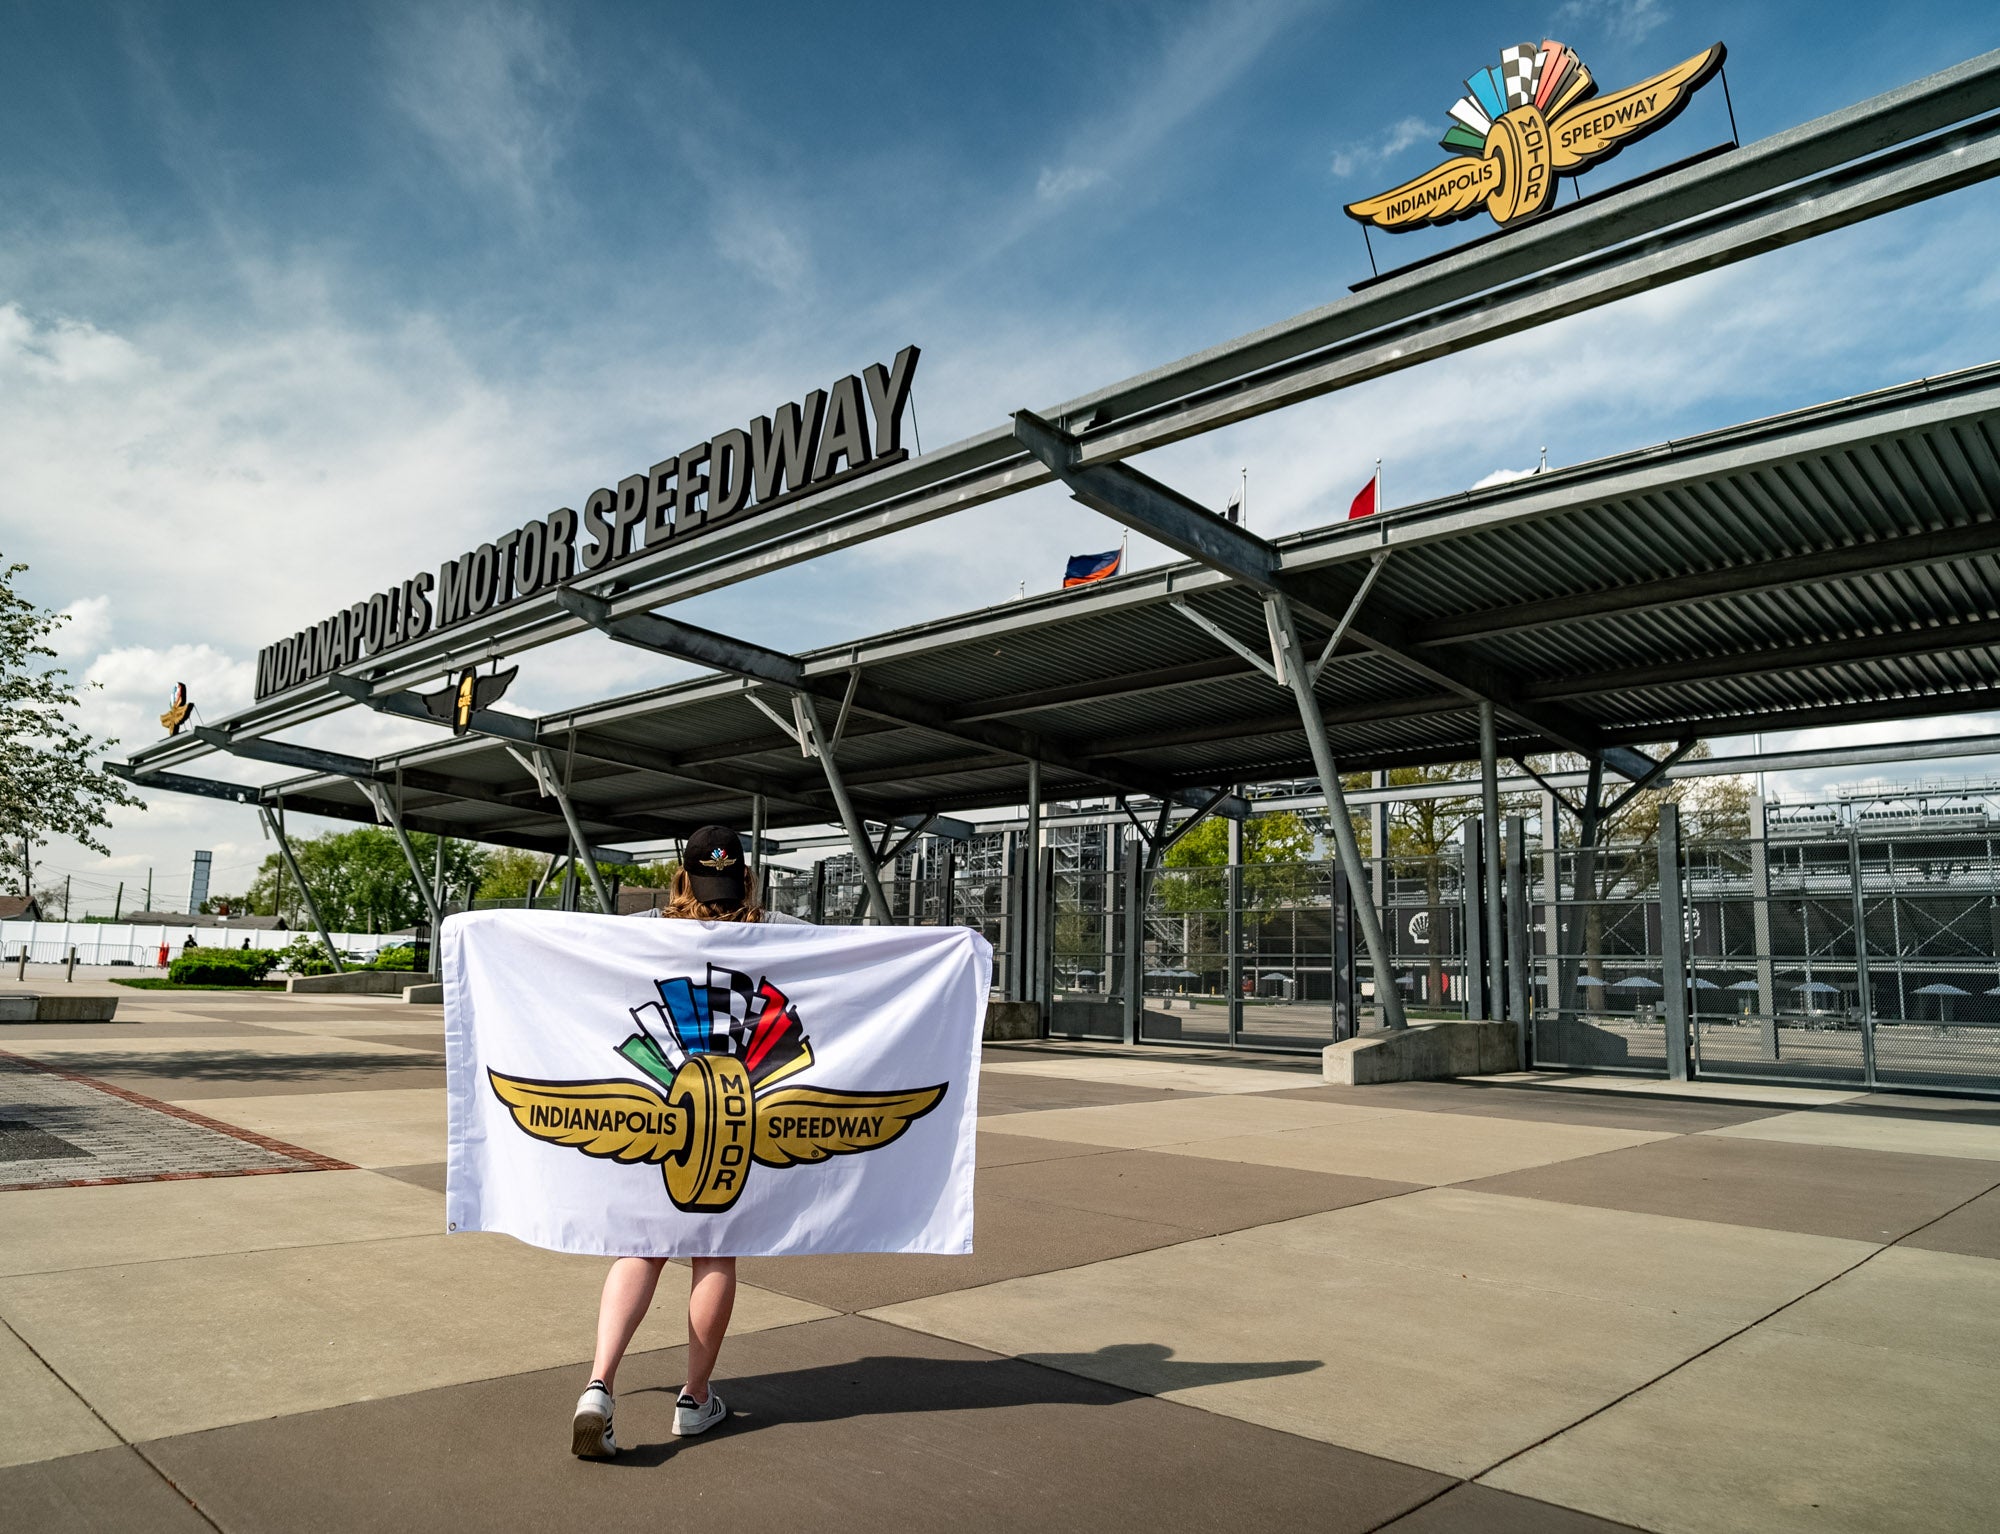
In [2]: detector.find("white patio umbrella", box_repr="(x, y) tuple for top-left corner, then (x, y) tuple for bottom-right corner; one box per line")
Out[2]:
(1914, 981), (1970, 1022)
(1609, 976), (1663, 989)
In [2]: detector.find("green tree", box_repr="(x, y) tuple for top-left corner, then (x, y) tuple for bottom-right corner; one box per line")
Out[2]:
(0, 559), (142, 891)
(474, 847), (550, 903)
(1157, 810), (1317, 914)
(241, 828), (491, 931)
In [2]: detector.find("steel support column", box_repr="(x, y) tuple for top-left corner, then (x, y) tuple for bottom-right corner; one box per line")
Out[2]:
(1227, 809), (1244, 1046)
(1480, 701), (1504, 1019)
(1506, 814), (1531, 1068)
(1121, 838), (1144, 1044)
(1749, 793), (1779, 1057)
(1462, 819), (1485, 1021)
(1658, 802), (1690, 1081)
(1849, 828), (1879, 1088)
(1266, 596), (1406, 1029)
(1026, 760), (1042, 1011)
(260, 806), (343, 973)
(795, 694), (893, 924)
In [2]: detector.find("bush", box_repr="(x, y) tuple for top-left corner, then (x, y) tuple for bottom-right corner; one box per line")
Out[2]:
(167, 946), (279, 986)
(370, 944), (418, 971)
(271, 937), (336, 977)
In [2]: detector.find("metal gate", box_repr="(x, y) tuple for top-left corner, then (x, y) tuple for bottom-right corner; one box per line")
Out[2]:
(1529, 822), (2000, 1096)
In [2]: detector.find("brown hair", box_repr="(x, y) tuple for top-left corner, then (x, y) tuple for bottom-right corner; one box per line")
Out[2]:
(661, 864), (763, 923)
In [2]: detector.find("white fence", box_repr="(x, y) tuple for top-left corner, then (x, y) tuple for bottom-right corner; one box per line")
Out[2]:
(0, 922), (401, 967)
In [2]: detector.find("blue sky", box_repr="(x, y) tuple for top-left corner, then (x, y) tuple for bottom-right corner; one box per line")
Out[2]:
(5, 0), (1999, 903)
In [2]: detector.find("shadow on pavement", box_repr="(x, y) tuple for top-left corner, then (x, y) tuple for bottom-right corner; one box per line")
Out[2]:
(13, 1050), (443, 1084)
(604, 1344), (1321, 1465)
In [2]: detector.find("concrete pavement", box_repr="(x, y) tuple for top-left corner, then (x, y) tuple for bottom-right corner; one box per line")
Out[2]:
(4, 981), (1999, 1531)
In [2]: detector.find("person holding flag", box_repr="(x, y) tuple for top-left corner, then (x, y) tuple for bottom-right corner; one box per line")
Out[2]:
(571, 825), (787, 1459)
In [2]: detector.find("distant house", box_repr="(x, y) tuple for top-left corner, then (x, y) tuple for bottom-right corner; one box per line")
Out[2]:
(120, 910), (290, 931)
(0, 895), (43, 922)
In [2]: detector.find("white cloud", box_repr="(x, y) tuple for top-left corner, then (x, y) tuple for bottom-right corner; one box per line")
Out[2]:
(54, 595), (113, 664)
(381, 0), (578, 214)
(1330, 116), (1433, 180)
(1555, 0), (1670, 47)
(1036, 165), (1108, 203)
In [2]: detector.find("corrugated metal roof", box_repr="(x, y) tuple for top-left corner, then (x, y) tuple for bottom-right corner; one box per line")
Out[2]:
(232, 363), (2000, 850)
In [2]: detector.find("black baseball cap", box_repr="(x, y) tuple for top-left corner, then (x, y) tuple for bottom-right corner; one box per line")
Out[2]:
(682, 825), (748, 904)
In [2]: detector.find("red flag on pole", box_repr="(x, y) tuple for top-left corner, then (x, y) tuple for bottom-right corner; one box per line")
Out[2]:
(1347, 470), (1379, 520)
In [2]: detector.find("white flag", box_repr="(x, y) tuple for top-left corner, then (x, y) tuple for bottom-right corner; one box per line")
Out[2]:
(444, 911), (990, 1258)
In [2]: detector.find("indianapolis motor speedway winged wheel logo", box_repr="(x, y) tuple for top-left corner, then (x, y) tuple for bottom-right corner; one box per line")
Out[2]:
(488, 963), (945, 1213)
(1345, 38), (1725, 233)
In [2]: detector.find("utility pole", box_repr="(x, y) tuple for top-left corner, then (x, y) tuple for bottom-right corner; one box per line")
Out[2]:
(63, 875), (70, 922)
(113, 881), (123, 921)
(145, 866), (153, 911)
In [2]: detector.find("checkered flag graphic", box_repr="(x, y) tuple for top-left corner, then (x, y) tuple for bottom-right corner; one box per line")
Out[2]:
(706, 963), (759, 1054)
(1500, 43), (1540, 110)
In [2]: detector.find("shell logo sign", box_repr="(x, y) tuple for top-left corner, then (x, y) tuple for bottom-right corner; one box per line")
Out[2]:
(1345, 39), (1725, 233)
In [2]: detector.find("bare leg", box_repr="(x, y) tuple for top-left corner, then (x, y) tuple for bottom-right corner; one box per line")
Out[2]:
(683, 1256), (737, 1402)
(591, 1256), (668, 1392)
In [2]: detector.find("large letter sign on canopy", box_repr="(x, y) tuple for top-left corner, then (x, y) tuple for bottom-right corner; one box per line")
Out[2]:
(253, 347), (920, 702)
(1345, 39), (1725, 233)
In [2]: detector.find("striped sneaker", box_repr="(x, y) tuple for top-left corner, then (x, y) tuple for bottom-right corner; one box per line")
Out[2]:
(572, 1380), (617, 1459)
(673, 1388), (727, 1436)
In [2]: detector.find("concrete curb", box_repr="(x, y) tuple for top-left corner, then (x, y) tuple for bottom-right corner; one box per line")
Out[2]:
(1323, 1020), (1518, 1084)
(287, 970), (435, 996)
(0, 994), (121, 1023)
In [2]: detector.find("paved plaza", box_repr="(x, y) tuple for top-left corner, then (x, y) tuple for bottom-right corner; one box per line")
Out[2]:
(3, 977), (1998, 1532)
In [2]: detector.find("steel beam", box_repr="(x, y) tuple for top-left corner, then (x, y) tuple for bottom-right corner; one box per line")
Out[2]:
(563, 588), (1246, 821)
(528, 748), (615, 914)
(1014, 410), (1280, 589)
(1018, 412), (1616, 761)
(108, 764), (262, 806)
(795, 694), (893, 923)
(126, 54), (2000, 770)
(259, 805), (343, 974)
(1266, 596), (1406, 1029)
(359, 781), (441, 928)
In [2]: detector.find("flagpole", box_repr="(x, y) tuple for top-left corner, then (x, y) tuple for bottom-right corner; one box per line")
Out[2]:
(1240, 466), (1248, 529)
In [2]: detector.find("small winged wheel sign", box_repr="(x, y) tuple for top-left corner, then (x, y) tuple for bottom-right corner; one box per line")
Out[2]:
(419, 665), (517, 735)
(488, 963), (945, 1213)
(160, 682), (192, 736)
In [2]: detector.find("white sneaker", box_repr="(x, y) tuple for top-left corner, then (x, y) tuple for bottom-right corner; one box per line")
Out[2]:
(673, 1387), (727, 1436)
(572, 1381), (617, 1459)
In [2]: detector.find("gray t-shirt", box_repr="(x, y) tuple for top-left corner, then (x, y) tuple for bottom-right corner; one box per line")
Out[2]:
(628, 907), (809, 924)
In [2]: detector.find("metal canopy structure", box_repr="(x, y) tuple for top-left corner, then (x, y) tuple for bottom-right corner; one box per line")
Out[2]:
(113, 46), (2000, 1026)
(121, 358), (2000, 843)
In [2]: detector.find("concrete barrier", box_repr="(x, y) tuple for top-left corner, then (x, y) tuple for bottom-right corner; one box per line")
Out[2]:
(1323, 1020), (1518, 1084)
(403, 982), (444, 1004)
(1048, 1000), (1182, 1042)
(1535, 1017), (1632, 1067)
(287, 970), (435, 996)
(982, 1000), (1041, 1041)
(0, 994), (120, 1023)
